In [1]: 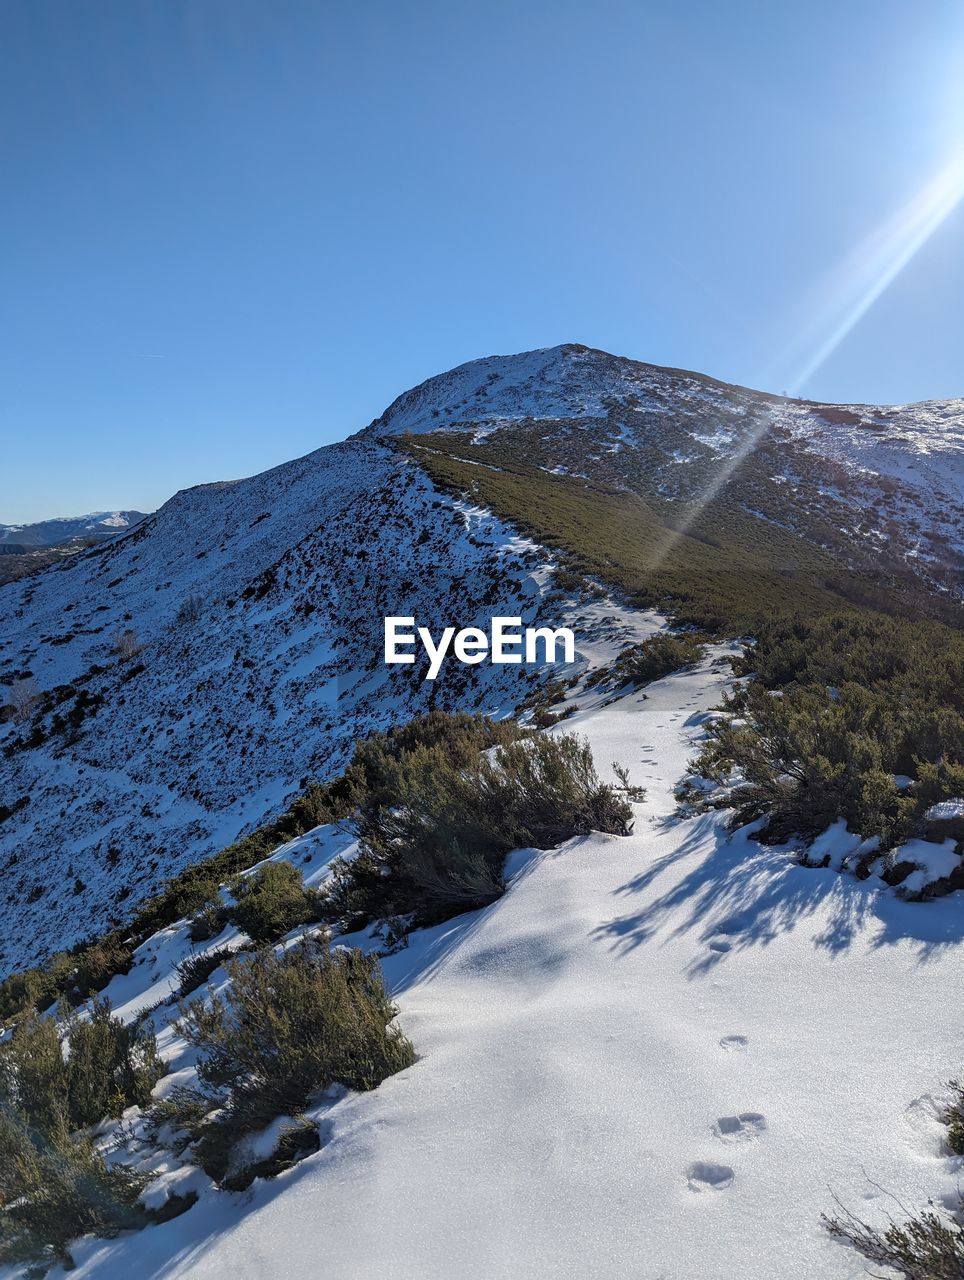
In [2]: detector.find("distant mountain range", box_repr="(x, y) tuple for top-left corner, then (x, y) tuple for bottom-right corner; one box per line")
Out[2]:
(0, 510), (147, 549)
(0, 510), (147, 583)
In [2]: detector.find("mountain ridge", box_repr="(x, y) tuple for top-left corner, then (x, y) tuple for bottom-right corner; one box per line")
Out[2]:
(0, 344), (961, 975)
(0, 511), (148, 548)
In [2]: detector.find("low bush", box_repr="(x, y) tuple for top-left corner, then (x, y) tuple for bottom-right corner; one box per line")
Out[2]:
(945, 1080), (964, 1156)
(70, 938), (133, 1002)
(1, 1001), (164, 1134)
(176, 947), (234, 998)
(824, 1197), (964, 1278)
(587, 632), (706, 689)
(0, 1106), (146, 1271)
(187, 897), (229, 943)
(329, 720), (632, 926)
(687, 614), (964, 849)
(0, 1000), (162, 1269)
(227, 862), (325, 944)
(0, 938), (131, 1026)
(170, 940), (414, 1182)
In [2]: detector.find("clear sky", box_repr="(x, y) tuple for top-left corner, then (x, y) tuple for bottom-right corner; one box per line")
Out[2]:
(4, 0), (964, 523)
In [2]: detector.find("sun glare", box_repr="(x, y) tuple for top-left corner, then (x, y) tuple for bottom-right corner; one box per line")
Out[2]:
(646, 148), (964, 564)
(785, 149), (964, 396)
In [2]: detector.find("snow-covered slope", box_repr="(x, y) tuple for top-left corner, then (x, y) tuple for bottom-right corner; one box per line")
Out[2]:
(369, 343), (963, 602)
(0, 440), (578, 974)
(38, 645), (964, 1280)
(0, 512), (150, 586)
(1, 344), (961, 978)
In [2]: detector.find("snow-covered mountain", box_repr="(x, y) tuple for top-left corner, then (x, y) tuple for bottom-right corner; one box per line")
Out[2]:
(1, 345), (961, 977)
(0, 511), (147, 548)
(370, 344), (963, 604)
(0, 439), (582, 974)
(2, 345), (963, 1280)
(0, 512), (149, 587)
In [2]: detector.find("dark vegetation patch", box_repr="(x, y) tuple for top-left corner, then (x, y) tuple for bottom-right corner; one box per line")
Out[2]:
(175, 946), (235, 998)
(945, 1079), (964, 1156)
(397, 432), (959, 632)
(165, 941), (414, 1185)
(0, 943), (411, 1268)
(326, 711), (632, 926)
(684, 614), (964, 853)
(225, 861), (326, 944)
(0, 795), (29, 824)
(586, 632), (707, 690)
(0, 1002), (164, 1270)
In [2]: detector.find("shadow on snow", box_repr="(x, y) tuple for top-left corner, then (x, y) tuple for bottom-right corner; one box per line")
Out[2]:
(592, 810), (964, 972)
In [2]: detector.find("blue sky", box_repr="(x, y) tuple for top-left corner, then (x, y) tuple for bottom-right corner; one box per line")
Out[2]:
(3, 0), (964, 522)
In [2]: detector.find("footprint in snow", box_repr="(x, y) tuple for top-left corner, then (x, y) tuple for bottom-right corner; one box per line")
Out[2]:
(713, 1112), (767, 1143)
(719, 1035), (748, 1052)
(707, 939), (732, 954)
(686, 1161), (734, 1192)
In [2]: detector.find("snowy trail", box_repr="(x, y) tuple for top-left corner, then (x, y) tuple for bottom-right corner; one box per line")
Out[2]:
(66, 653), (964, 1279)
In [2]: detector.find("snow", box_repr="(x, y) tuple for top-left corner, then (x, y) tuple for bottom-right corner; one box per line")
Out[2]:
(926, 798), (964, 822)
(35, 649), (964, 1280)
(0, 443), (593, 974)
(895, 838), (962, 895)
(3, 345), (961, 973)
(799, 818), (874, 872)
(2, 344), (963, 1275)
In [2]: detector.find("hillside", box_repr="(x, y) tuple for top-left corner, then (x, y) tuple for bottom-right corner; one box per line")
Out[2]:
(1, 345), (961, 977)
(6, 641), (964, 1280)
(377, 344), (961, 618)
(0, 513), (148, 549)
(1, 345), (963, 1279)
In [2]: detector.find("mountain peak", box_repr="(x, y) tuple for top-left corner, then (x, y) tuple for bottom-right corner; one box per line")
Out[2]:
(364, 343), (668, 439)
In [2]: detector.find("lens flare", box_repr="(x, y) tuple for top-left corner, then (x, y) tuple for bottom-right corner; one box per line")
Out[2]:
(649, 150), (964, 561)
(783, 150), (964, 395)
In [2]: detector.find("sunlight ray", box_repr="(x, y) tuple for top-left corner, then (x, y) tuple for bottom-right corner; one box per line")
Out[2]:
(648, 150), (964, 563)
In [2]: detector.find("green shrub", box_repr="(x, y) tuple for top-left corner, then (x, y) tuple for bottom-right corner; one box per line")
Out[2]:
(684, 613), (963, 849)
(0, 967), (48, 1023)
(188, 898), (229, 943)
(0, 1105), (146, 1271)
(0, 1002), (164, 1135)
(330, 722), (632, 926)
(64, 1001), (164, 1126)
(70, 938), (133, 1002)
(176, 946), (234, 998)
(172, 941), (414, 1182)
(0, 1014), (67, 1136)
(587, 632), (706, 689)
(227, 862), (325, 944)
(945, 1080), (964, 1156)
(0, 1002), (160, 1269)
